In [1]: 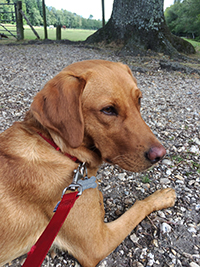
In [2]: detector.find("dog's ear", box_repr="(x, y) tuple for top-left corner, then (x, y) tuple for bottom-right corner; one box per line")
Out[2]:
(31, 72), (86, 148)
(117, 62), (137, 85)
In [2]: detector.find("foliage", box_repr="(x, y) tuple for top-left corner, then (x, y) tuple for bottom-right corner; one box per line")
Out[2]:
(0, 0), (16, 23)
(165, 0), (200, 39)
(0, 0), (102, 29)
(45, 6), (101, 29)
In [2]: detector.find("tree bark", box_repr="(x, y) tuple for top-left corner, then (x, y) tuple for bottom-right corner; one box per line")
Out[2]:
(86, 0), (195, 56)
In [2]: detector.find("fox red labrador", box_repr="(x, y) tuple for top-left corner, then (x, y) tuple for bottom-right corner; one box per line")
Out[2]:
(0, 60), (176, 267)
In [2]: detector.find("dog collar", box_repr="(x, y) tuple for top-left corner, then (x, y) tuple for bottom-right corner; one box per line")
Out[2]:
(37, 132), (80, 163)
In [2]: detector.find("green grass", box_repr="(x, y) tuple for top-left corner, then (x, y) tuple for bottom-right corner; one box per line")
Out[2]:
(171, 155), (184, 163)
(183, 38), (200, 60)
(24, 26), (95, 41)
(183, 38), (200, 53)
(0, 24), (95, 43)
(0, 24), (17, 42)
(141, 174), (150, 183)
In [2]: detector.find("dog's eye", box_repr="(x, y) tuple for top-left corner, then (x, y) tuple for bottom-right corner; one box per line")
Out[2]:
(101, 106), (118, 116)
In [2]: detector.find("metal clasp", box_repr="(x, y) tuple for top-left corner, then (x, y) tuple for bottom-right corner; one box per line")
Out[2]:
(62, 162), (87, 197)
(54, 163), (96, 212)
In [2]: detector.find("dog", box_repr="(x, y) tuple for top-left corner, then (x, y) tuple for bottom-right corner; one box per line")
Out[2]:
(0, 60), (176, 267)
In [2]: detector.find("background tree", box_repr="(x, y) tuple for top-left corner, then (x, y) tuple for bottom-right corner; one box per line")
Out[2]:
(36, 0), (43, 17)
(0, 0), (102, 29)
(86, 0), (195, 56)
(24, 0), (42, 25)
(165, 0), (200, 40)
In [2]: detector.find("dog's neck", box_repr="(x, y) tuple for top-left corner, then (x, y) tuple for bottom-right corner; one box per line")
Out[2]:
(37, 132), (81, 163)
(23, 111), (103, 176)
(48, 129), (102, 175)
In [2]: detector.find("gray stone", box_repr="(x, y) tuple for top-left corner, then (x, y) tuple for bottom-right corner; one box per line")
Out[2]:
(160, 222), (172, 233)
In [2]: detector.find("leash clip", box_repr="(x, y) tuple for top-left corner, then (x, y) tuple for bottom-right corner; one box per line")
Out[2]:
(73, 162), (87, 184)
(62, 162), (87, 197)
(54, 163), (97, 212)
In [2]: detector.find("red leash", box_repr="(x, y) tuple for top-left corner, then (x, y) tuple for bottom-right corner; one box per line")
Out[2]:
(22, 134), (97, 267)
(22, 191), (79, 267)
(22, 133), (81, 267)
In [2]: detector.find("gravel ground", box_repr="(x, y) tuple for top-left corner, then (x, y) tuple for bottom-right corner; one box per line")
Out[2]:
(0, 43), (200, 267)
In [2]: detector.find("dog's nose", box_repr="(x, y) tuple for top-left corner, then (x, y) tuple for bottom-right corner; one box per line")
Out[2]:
(145, 146), (166, 164)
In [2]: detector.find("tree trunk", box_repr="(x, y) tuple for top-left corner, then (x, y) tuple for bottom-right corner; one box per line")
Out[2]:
(86, 0), (195, 56)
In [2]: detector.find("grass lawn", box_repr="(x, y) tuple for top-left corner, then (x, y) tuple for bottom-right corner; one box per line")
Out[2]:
(24, 26), (95, 41)
(0, 24), (95, 43)
(183, 38), (200, 53)
(182, 38), (200, 60)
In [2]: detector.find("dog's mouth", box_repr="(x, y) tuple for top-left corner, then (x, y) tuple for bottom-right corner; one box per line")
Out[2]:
(88, 145), (113, 165)
(88, 143), (114, 165)
(105, 158), (113, 164)
(88, 144), (102, 159)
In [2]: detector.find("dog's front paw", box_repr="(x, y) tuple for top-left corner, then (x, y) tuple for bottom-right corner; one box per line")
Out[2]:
(144, 188), (176, 212)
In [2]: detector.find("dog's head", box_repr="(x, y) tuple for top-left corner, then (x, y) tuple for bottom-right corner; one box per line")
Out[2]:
(31, 60), (165, 172)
